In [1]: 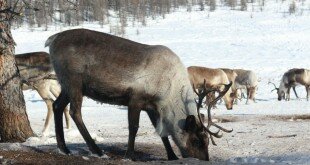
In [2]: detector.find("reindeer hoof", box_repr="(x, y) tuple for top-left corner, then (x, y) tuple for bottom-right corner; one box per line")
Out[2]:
(167, 153), (178, 160)
(58, 148), (71, 155)
(90, 147), (103, 157)
(124, 151), (137, 161)
(42, 131), (49, 137)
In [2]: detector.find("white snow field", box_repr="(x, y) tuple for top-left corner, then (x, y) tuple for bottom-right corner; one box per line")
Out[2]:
(4, 1), (310, 164)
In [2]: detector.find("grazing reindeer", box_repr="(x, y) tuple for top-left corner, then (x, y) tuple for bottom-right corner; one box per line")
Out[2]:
(15, 52), (70, 136)
(220, 68), (238, 90)
(269, 68), (310, 101)
(233, 69), (258, 104)
(45, 29), (232, 160)
(187, 66), (235, 110)
(219, 68), (240, 104)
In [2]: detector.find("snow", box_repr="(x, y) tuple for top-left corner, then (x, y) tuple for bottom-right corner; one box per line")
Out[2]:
(7, 1), (310, 164)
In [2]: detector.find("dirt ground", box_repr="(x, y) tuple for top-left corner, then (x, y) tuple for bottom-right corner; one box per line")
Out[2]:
(0, 143), (204, 165)
(0, 114), (309, 165)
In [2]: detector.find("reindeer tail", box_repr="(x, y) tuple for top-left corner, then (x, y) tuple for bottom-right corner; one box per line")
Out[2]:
(45, 33), (59, 47)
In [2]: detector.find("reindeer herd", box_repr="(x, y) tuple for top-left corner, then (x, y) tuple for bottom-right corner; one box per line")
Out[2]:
(14, 29), (310, 161)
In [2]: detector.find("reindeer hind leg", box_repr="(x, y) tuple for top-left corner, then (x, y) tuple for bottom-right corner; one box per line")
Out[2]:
(36, 86), (55, 136)
(53, 91), (70, 154)
(51, 87), (70, 129)
(68, 84), (103, 156)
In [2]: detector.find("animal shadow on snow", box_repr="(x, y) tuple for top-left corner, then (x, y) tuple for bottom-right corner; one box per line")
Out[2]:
(40, 142), (168, 161)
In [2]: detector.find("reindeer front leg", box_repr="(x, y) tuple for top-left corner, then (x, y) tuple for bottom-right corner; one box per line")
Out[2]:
(248, 87), (256, 103)
(147, 110), (178, 160)
(234, 89), (241, 105)
(125, 104), (142, 160)
(42, 100), (53, 136)
(293, 87), (299, 99)
(286, 87), (291, 101)
(306, 86), (309, 101)
(246, 87), (250, 104)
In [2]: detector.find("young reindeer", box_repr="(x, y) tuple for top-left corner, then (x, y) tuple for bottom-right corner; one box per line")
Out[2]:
(187, 66), (235, 110)
(45, 29), (232, 160)
(233, 69), (258, 104)
(269, 68), (310, 101)
(15, 52), (70, 136)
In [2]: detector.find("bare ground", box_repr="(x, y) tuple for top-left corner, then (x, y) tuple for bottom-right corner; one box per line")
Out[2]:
(1, 114), (310, 164)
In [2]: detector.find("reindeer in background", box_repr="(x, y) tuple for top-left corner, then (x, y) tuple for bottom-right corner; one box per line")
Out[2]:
(269, 68), (310, 101)
(220, 68), (238, 91)
(233, 69), (258, 104)
(188, 66), (235, 110)
(15, 52), (70, 136)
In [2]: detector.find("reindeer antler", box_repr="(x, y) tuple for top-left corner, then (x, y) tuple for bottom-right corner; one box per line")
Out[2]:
(205, 81), (233, 145)
(268, 81), (279, 92)
(192, 79), (216, 108)
(194, 80), (233, 145)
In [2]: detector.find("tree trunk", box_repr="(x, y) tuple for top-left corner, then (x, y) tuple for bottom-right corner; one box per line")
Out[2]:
(0, 0), (34, 142)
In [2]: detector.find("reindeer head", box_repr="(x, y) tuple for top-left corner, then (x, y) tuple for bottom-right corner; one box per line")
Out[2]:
(183, 114), (209, 160)
(218, 81), (235, 110)
(183, 80), (232, 160)
(269, 82), (285, 101)
(277, 90), (286, 101)
(226, 84), (236, 110)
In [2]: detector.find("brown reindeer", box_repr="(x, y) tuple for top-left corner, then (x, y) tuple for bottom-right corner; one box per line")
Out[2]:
(15, 52), (70, 136)
(45, 29), (232, 160)
(270, 68), (310, 101)
(219, 68), (239, 104)
(187, 66), (235, 110)
(220, 68), (238, 91)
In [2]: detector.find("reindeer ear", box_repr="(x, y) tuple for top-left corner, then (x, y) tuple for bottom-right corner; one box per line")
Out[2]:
(184, 115), (198, 132)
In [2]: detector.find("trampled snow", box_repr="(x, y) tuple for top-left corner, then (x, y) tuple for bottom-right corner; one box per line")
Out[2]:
(8, 1), (310, 164)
